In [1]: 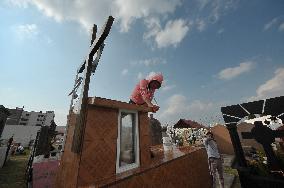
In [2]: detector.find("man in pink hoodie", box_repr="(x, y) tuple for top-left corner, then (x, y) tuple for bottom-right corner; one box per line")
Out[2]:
(129, 73), (163, 113)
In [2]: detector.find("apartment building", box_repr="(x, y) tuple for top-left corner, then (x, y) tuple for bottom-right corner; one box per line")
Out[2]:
(6, 107), (24, 125)
(19, 110), (55, 126)
(6, 107), (55, 126)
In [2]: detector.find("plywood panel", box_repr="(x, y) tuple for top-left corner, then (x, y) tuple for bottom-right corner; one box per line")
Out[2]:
(56, 112), (81, 188)
(78, 105), (118, 186)
(100, 148), (211, 188)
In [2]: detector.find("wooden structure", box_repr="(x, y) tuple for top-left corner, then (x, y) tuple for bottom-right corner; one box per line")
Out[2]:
(211, 124), (234, 155)
(237, 122), (263, 151)
(0, 105), (10, 138)
(242, 121), (284, 170)
(56, 97), (211, 187)
(57, 15), (211, 187)
(149, 114), (162, 146)
(221, 96), (284, 188)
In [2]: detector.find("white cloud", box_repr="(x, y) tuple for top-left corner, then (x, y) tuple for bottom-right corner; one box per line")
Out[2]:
(132, 57), (166, 66)
(217, 28), (224, 34)
(158, 94), (214, 125)
(145, 19), (190, 48)
(113, 0), (181, 32)
(249, 68), (284, 100)
(136, 71), (162, 80)
(5, 0), (31, 8)
(162, 84), (176, 91)
(197, 0), (238, 23)
(146, 71), (158, 80)
(264, 17), (278, 31)
(263, 17), (284, 32)
(161, 80), (176, 91)
(13, 24), (39, 39)
(279, 22), (284, 32)
(7, 0), (238, 48)
(142, 0), (237, 47)
(196, 19), (206, 32)
(197, 0), (210, 10)
(12, 0), (181, 33)
(121, 68), (128, 75)
(218, 61), (255, 80)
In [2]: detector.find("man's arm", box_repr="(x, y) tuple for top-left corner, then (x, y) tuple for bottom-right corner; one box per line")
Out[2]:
(203, 138), (209, 149)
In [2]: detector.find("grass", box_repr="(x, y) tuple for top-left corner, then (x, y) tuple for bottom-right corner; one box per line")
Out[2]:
(0, 151), (29, 188)
(224, 166), (239, 176)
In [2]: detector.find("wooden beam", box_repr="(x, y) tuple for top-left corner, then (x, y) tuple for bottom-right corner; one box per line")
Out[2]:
(77, 16), (114, 73)
(71, 16), (114, 153)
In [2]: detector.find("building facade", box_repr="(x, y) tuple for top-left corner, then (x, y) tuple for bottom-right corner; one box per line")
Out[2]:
(19, 110), (55, 126)
(6, 107), (55, 127)
(6, 107), (24, 125)
(0, 105), (10, 138)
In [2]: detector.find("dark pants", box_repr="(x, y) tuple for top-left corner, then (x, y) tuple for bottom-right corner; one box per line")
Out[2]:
(129, 100), (146, 105)
(129, 99), (135, 104)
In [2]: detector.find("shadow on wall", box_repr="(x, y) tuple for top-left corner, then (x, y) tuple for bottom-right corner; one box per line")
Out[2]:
(211, 124), (235, 155)
(237, 122), (263, 152)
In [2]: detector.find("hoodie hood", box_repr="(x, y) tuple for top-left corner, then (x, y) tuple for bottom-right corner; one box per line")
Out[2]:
(147, 73), (163, 84)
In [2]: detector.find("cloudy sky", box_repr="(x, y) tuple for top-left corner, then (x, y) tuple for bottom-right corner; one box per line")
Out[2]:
(1, 0), (284, 127)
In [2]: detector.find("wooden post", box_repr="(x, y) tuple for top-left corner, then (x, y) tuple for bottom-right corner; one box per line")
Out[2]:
(71, 16), (114, 153)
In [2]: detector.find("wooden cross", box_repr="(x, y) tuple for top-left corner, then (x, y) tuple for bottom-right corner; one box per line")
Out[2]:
(70, 16), (114, 153)
(241, 121), (284, 171)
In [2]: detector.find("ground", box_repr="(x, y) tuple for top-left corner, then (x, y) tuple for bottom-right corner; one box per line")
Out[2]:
(0, 152), (29, 188)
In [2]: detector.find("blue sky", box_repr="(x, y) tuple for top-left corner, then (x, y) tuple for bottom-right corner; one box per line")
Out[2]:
(1, 0), (284, 126)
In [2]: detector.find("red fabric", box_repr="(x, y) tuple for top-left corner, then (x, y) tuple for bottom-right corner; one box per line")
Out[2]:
(130, 73), (163, 105)
(130, 79), (155, 105)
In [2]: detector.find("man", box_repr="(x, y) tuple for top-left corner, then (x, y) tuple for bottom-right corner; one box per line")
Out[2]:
(204, 131), (224, 188)
(129, 73), (163, 113)
(149, 114), (162, 145)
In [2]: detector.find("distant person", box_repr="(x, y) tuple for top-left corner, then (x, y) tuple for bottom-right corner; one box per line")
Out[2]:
(4, 135), (14, 166)
(129, 73), (163, 113)
(149, 114), (162, 145)
(17, 144), (24, 154)
(8, 135), (13, 146)
(204, 131), (224, 188)
(192, 134), (196, 144)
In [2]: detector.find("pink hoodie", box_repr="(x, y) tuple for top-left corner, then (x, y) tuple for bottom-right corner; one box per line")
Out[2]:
(130, 73), (163, 105)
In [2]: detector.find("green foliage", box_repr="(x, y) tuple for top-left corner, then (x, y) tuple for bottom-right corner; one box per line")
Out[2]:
(224, 166), (238, 176)
(0, 150), (30, 188)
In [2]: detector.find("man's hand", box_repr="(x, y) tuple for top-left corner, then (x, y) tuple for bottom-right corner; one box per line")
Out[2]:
(151, 105), (160, 113)
(220, 156), (224, 163)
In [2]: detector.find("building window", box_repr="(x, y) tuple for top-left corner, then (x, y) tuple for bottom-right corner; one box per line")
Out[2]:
(26, 114), (30, 116)
(116, 110), (139, 173)
(20, 122), (27, 125)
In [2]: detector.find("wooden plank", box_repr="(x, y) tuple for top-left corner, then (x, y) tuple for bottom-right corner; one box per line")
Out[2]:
(88, 97), (152, 113)
(77, 16), (114, 73)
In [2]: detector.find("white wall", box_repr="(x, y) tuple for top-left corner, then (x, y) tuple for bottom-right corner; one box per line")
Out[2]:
(19, 111), (55, 126)
(1, 125), (41, 147)
(44, 111), (55, 126)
